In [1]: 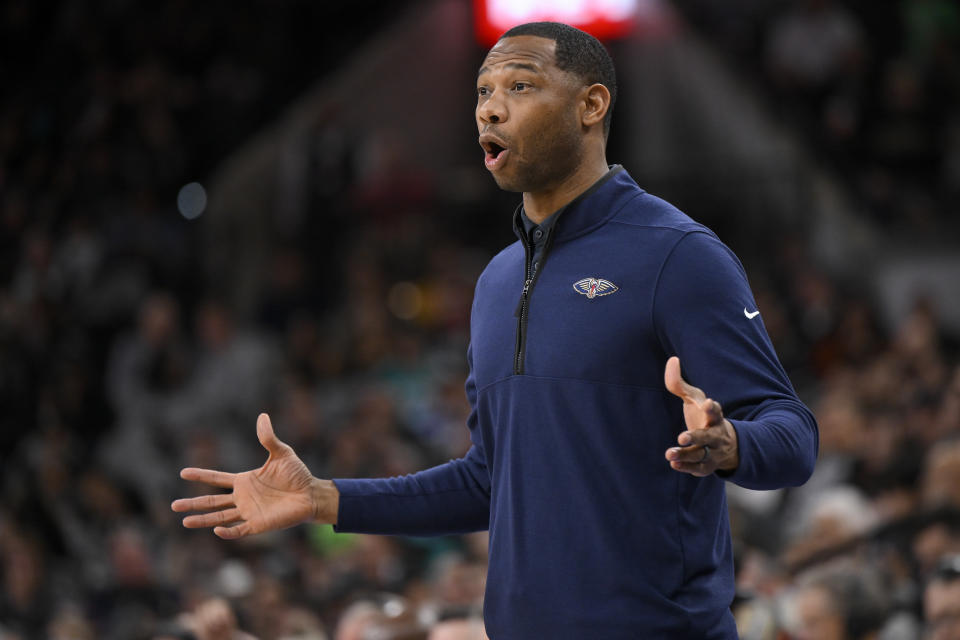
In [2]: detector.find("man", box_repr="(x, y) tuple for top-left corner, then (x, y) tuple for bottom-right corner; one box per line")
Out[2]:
(173, 22), (818, 638)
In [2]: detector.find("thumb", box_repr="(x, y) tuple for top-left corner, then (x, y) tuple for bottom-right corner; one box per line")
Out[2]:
(256, 413), (288, 457)
(664, 357), (705, 403)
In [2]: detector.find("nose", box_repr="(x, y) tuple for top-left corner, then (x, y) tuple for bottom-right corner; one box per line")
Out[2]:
(477, 92), (506, 125)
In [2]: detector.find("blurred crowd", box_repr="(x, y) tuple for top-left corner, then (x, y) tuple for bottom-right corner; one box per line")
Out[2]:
(1, 0), (960, 638)
(677, 0), (960, 235)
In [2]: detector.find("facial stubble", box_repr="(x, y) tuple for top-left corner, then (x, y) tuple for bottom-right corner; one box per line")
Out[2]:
(491, 103), (586, 195)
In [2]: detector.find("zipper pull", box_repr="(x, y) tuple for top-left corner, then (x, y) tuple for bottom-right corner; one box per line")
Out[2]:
(515, 278), (533, 317)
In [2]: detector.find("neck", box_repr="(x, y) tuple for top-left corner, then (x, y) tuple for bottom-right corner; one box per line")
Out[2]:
(522, 152), (610, 224)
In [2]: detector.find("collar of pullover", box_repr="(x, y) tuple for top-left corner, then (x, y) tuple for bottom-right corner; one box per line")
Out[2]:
(512, 165), (638, 245)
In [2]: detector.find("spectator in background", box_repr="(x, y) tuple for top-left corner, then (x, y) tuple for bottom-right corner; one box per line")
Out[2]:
(0, 527), (48, 636)
(47, 603), (96, 640)
(915, 518), (960, 579)
(787, 562), (888, 640)
(766, 0), (866, 113)
(427, 617), (486, 640)
(924, 555), (960, 640)
(784, 485), (877, 571)
(102, 292), (193, 513)
(152, 597), (261, 640)
(334, 601), (387, 640)
(333, 596), (423, 640)
(922, 439), (960, 510)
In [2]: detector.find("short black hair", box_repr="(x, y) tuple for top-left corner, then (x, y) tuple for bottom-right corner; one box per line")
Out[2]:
(500, 22), (617, 136)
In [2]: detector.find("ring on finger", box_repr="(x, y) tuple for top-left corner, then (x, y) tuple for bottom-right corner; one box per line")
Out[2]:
(700, 444), (711, 463)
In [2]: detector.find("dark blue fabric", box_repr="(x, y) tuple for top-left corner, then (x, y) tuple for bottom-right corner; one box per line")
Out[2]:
(333, 170), (818, 639)
(516, 165), (623, 275)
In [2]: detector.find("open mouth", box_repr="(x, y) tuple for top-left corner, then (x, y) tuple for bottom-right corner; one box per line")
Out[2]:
(481, 138), (509, 170)
(486, 141), (505, 157)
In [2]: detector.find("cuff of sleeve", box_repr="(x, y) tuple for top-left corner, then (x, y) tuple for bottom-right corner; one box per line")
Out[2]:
(331, 478), (371, 533)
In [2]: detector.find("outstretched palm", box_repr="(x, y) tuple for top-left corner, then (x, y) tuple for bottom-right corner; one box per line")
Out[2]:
(172, 413), (326, 539)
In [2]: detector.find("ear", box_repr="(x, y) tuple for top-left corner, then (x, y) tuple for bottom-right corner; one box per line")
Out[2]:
(580, 83), (611, 130)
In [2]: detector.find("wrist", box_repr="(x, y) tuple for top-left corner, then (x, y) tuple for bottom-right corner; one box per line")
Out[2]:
(719, 420), (740, 472)
(310, 478), (339, 524)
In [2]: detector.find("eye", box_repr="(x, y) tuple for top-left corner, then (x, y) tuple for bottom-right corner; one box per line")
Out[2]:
(477, 86), (489, 97)
(513, 82), (528, 91)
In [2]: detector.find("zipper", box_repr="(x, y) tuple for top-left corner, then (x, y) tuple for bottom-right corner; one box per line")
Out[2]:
(514, 268), (532, 374)
(513, 231), (552, 375)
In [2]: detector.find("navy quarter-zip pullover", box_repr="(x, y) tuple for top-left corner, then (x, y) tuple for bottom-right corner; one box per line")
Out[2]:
(334, 169), (818, 639)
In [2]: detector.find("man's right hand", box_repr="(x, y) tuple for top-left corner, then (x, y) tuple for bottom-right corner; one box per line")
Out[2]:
(171, 413), (339, 539)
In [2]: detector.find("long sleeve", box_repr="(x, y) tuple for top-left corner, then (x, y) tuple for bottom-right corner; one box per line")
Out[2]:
(333, 344), (491, 535)
(653, 231), (818, 489)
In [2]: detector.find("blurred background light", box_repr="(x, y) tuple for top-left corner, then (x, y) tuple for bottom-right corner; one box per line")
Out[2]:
(473, 0), (642, 44)
(177, 182), (207, 219)
(387, 281), (424, 321)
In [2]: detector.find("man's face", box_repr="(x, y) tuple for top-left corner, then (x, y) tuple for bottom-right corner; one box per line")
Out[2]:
(476, 35), (586, 193)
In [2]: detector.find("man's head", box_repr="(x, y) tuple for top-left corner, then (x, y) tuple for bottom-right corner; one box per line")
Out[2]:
(476, 22), (616, 194)
(500, 22), (617, 136)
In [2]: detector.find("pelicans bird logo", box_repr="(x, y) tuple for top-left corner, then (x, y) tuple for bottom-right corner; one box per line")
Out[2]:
(573, 277), (618, 299)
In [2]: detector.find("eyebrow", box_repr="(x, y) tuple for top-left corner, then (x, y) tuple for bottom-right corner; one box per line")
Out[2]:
(477, 62), (541, 78)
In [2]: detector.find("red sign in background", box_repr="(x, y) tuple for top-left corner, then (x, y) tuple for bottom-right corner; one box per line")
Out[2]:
(473, 0), (639, 45)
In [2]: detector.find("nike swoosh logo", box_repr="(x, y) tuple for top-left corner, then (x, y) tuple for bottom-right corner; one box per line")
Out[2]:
(744, 308), (760, 319)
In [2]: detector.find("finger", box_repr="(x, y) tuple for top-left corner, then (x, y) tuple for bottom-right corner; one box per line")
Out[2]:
(257, 413), (290, 457)
(214, 522), (253, 540)
(676, 424), (724, 448)
(182, 507), (242, 529)
(180, 467), (236, 489)
(664, 357), (706, 404)
(171, 493), (234, 513)
(665, 442), (710, 463)
(668, 459), (713, 477)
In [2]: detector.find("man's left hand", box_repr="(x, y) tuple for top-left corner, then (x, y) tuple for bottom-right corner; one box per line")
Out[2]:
(663, 356), (739, 477)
